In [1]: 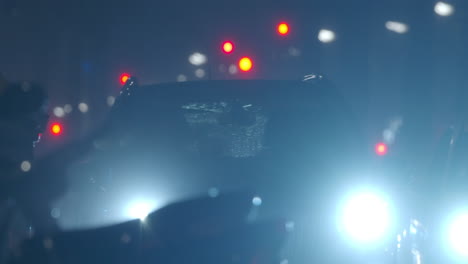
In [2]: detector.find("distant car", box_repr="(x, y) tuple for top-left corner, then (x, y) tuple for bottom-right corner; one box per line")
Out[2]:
(15, 77), (428, 264)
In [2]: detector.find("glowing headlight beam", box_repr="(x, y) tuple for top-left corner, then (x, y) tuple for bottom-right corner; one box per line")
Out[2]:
(126, 201), (156, 221)
(340, 191), (391, 244)
(448, 212), (468, 257)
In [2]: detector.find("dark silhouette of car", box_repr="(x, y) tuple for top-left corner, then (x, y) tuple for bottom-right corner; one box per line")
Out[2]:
(13, 77), (387, 264)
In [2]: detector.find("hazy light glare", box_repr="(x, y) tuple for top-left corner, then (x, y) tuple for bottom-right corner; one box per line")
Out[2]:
(107, 96), (115, 107)
(195, 68), (206, 78)
(188, 52), (207, 66)
(208, 187), (219, 198)
(435, 2), (454, 16)
(63, 104), (72, 114)
(252, 196), (262, 206)
(228, 64), (238, 75)
(288, 46), (301, 57)
(78, 102), (89, 113)
(382, 117), (403, 144)
(121, 233), (131, 244)
(53, 107), (65, 118)
(43, 238), (53, 249)
(127, 201), (156, 221)
(176, 74), (187, 82)
(383, 129), (395, 143)
(385, 21), (409, 34)
(341, 192), (391, 243)
(218, 64), (227, 73)
(20, 160), (31, 172)
(50, 208), (61, 218)
(318, 29), (336, 43)
(448, 213), (468, 257)
(285, 221), (295, 232)
(389, 117), (403, 131)
(412, 249), (422, 264)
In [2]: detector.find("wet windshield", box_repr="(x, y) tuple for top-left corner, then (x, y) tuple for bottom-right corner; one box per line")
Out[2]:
(58, 80), (361, 228)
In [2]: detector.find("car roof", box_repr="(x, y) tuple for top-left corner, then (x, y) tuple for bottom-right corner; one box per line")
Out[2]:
(114, 79), (341, 112)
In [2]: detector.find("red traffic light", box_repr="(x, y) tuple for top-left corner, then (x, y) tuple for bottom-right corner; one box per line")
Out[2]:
(375, 142), (388, 156)
(120, 73), (131, 84)
(50, 123), (62, 136)
(222, 41), (234, 54)
(238, 57), (253, 72)
(277, 22), (290, 35)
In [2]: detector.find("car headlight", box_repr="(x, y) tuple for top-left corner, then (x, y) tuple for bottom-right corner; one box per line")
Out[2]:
(447, 212), (468, 257)
(126, 200), (158, 221)
(339, 191), (392, 244)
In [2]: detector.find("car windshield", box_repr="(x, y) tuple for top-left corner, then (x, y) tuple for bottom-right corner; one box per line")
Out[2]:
(57, 80), (362, 228)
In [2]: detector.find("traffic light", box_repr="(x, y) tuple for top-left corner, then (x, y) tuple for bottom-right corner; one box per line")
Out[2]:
(375, 142), (388, 156)
(277, 22), (289, 36)
(120, 73), (131, 85)
(238, 57), (253, 72)
(222, 41), (234, 54)
(50, 123), (62, 136)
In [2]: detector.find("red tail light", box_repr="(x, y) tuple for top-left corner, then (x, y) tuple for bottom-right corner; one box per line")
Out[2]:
(50, 123), (62, 136)
(375, 142), (388, 156)
(277, 22), (290, 35)
(120, 73), (131, 84)
(238, 57), (253, 72)
(222, 41), (234, 54)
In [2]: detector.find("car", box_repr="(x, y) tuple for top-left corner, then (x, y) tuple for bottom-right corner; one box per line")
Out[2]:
(13, 76), (412, 263)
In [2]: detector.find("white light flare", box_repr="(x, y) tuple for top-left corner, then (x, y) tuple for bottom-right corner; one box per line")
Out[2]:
(383, 117), (403, 144)
(252, 196), (262, 206)
(448, 212), (468, 257)
(318, 29), (336, 43)
(188, 52), (207, 66)
(385, 21), (409, 34)
(20, 160), (31, 172)
(435, 2), (454, 17)
(195, 68), (206, 78)
(63, 104), (73, 114)
(78, 102), (89, 113)
(126, 200), (157, 221)
(176, 74), (187, 82)
(288, 46), (301, 57)
(412, 249), (422, 264)
(53, 107), (65, 118)
(340, 191), (392, 244)
(208, 187), (219, 198)
(228, 64), (238, 75)
(106, 96), (115, 107)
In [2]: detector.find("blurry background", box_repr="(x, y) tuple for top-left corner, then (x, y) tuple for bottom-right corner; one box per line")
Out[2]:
(1, 0), (467, 228)
(1, 0), (466, 146)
